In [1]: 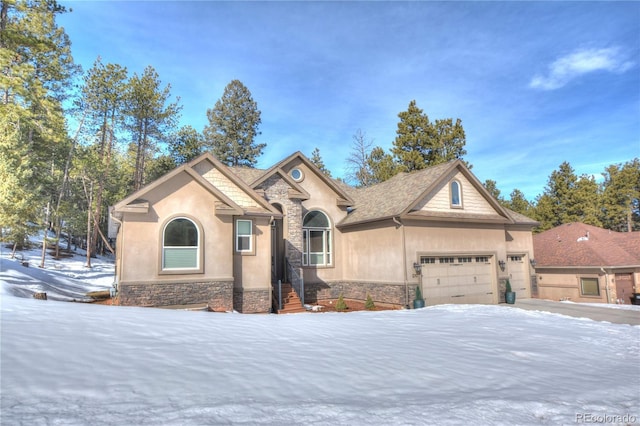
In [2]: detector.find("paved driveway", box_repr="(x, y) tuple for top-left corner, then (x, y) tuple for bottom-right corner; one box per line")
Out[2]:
(507, 298), (640, 326)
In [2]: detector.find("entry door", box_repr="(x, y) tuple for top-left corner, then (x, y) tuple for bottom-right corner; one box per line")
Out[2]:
(614, 273), (634, 304)
(271, 218), (284, 283)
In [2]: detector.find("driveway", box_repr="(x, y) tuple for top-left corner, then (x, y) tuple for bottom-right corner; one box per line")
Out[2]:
(508, 298), (640, 326)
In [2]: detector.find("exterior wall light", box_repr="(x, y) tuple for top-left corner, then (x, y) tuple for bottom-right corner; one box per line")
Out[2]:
(413, 262), (422, 276)
(530, 259), (537, 268)
(498, 260), (506, 271)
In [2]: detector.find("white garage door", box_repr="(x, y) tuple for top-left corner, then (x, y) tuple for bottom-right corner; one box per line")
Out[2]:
(420, 255), (496, 305)
(507, 255), (530, 299)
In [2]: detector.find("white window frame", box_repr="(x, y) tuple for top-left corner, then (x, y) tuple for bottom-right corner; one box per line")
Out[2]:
(450, 180), (462, 208)
(235, 219), (253, 253)
(302, 210), (332, 267)
(161, 217), (201, 272)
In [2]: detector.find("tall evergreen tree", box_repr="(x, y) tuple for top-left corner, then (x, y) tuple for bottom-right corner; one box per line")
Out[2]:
(0, 0), (77, 248)
(168, 125), (205, 166)
(78, 57), (127, 261)
(482, 179), (503, 203)
(126, 65), (181, 191)
(368, 146), (401, 184)
(310, 147), (331, 177)
(391, 100), (468, 173)
(203, 79), (264, 167)
(601, 158), (640, 232)
(506, 189), (534, 218)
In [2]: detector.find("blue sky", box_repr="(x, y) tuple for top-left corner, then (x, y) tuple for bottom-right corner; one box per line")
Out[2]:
(58, 1), (639, 201)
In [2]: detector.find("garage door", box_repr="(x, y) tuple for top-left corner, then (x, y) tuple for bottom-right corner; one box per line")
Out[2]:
(507, 255), (530, 299)
(420, 255), (495, 305)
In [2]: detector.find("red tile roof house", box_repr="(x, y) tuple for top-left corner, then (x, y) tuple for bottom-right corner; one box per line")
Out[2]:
(533, 222), (640, 304)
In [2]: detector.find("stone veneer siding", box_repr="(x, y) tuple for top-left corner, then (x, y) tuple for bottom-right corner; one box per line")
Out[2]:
(233, 288), (271, 313)
(118, 280), (234, 311)
(257, 175), (304, 284)
(305, 281), (413, 307)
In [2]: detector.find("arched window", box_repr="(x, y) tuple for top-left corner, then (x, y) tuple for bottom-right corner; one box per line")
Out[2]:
(162, 217), (200, 270)
(303, 210), (332, 266)
(450, 180), (462, 208)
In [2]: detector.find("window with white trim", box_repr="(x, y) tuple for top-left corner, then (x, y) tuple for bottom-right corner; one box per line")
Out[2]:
(162, 217), (199, 270)
(303, 210), (332, 266)
(450, 180), (462, 208)
(236, 219), (252, 252)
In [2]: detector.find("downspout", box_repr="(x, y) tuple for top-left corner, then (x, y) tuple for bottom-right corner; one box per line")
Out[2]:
(600, 267), (611, 304)
(393, 217), (409, 308)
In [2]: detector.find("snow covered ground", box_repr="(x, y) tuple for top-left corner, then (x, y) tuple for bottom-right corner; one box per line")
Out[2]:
(1, 244), (639, 425)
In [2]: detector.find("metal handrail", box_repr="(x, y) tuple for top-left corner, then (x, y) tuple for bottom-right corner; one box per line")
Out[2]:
(285, 257), (304, 305)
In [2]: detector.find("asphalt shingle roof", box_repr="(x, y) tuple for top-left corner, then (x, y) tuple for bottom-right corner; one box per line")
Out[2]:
(533, 222), (640, 268)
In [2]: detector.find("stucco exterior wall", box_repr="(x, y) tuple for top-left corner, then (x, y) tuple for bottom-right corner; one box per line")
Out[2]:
(232, 216), (272, 291)
(536, 268), (608, 303)
(118, 173), (234, 284)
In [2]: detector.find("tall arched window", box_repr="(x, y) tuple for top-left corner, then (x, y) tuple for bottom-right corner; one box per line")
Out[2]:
(303, 210), (332, 266)
(450, 180), (462, 208)
(162, 217), (200, 270)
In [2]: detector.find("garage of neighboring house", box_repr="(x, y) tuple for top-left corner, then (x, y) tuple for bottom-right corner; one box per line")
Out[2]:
(420, 254), (497, 304)
(507, 254), (531, 300)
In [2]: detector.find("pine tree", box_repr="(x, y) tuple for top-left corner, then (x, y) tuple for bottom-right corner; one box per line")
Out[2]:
(506, 189), (534, 218)
(203, 80), (264, 167)
(126, 65), (181, 191)
(364, 293), (375, 310)
(483, 179), (504, 204)
(391, 100), (468, 173)
(310, 147), (331, 177)
(0, 0), (78, 249)
(368, 146), (401, 184)
(601, 159), (640, 232)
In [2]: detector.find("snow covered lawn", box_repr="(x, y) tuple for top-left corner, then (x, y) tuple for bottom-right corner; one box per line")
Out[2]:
(1, 246), (639, 425)
(1, 293), (638, 425)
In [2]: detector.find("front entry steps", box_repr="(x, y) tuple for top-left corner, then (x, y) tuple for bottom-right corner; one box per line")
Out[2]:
(277, 283), (306, 314)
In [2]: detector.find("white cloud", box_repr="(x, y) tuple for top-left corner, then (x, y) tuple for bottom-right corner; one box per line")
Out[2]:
(530, 47), (634, 90)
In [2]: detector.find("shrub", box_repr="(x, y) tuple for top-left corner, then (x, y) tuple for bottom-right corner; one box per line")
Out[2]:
(335, 293), (347, 311)
(365, 293), (375, 310)
(414, 286), (423, 301)
(505, 279), (512, 293)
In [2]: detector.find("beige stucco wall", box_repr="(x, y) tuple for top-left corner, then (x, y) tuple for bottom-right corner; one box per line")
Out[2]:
(536, 268), (609, 303)
(117, 171), (234, 284)
(232, 216), (272, 291)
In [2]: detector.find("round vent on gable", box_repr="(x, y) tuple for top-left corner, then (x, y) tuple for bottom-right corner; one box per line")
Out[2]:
(290, 168), (304, 182)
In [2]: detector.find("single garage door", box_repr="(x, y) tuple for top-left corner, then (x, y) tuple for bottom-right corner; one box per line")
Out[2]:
(507, 255), (530, 300)
(420, 255), (496, 305)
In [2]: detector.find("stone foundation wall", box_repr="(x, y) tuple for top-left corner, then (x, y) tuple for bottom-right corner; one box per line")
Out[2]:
(233, 288), (271, 313)
(118, 280), (234, 311)
(305, 281), (411, 307)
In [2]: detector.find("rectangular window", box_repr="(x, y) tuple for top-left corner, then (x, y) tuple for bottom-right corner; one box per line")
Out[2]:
(580, 277), (600, 296)
(164, 247), (198, 269)
(421, 257), (436, 264)
(439, 257), (455, 264)
(236, 220), (252, 252)
(509, 255), (523, 262)
(458, 257), (472, 263)
(475, 256), (489, 263)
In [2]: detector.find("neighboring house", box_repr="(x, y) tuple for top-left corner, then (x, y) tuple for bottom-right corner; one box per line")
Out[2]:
(533, 222), (640, 304)
(111, 152), (538, 313)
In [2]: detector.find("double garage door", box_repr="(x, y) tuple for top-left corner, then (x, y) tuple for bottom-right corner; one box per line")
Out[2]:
(420, 255), (496, 305)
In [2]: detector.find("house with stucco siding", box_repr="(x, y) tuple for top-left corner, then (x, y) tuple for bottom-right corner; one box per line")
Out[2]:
(111, 151), (538, 312)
